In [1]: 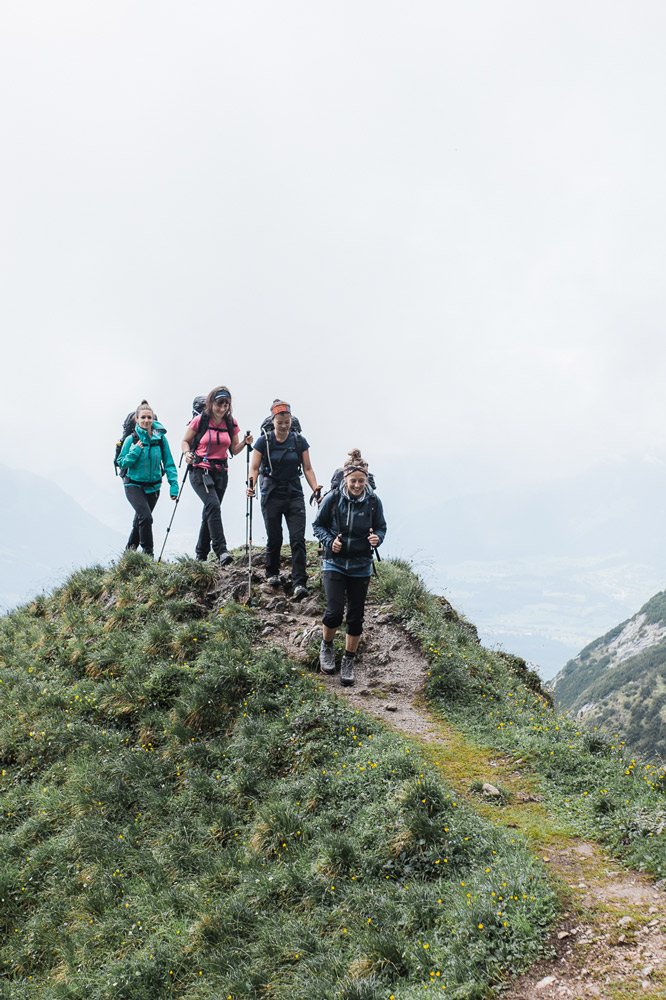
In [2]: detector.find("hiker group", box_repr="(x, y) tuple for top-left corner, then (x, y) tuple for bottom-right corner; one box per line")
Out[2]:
(115, 389), (387, 685)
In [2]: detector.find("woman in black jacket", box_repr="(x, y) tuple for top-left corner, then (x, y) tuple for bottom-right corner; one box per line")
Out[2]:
(313, 449), (386, 686)
(246, 400), (320, 599)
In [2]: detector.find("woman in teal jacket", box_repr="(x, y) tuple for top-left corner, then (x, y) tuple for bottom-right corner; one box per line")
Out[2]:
(117, 400), (179, 556)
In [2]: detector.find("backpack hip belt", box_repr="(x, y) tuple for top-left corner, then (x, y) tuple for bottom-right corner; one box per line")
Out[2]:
(124, 477), (162, 490)
(193, 457), (228, 471)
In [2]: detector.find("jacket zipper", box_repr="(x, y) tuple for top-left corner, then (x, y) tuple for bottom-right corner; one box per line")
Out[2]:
(345, 500), (354, 572)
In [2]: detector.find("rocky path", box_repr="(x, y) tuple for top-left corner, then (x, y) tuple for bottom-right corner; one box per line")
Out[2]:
(215, 562), (666, 998)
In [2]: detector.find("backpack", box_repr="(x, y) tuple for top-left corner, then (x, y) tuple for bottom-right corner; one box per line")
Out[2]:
(259, 413), (305, 479)
(188, 396), (235, 464)
(114, 411), (163, 477)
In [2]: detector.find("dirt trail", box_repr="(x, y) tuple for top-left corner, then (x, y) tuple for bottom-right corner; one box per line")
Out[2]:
(214, 562), (666, 998)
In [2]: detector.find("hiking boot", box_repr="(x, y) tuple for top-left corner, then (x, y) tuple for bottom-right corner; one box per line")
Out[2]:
(218, 551), (233, 567)
(319, 640), (336, 675)
(340, 654), (355, 687)
(293, 585), (309, 601)
(266, 575), (281, 587)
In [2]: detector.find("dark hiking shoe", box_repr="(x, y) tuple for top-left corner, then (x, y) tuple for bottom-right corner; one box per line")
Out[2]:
(218, 551), (233, 567)
(293, 585), (309, 601)
(267, 575), (281, 587)
(340, 654), (355, 687)
(319, 640), (336, 674)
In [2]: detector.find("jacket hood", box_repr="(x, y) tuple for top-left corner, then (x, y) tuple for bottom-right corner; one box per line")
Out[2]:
(341, 483), (373, 504)
(135, 421), (167, 443)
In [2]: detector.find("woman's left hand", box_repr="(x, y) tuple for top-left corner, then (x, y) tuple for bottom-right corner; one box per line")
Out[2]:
(368, 532), (379, 547)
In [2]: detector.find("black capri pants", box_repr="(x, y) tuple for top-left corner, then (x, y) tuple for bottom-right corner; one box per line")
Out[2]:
(322, 570), (371, 636)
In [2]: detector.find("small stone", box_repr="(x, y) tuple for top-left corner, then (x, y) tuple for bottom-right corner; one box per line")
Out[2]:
(618, 933), (626, 943)
(536, 976), (556, 989)
(384, 704), (398, 712)
(557, 930), (570, 940)
(618, 916), (633, 928)
(482, 782), (501, 797)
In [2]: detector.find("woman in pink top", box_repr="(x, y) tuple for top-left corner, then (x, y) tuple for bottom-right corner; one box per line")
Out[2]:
(181, 386), (252, 566)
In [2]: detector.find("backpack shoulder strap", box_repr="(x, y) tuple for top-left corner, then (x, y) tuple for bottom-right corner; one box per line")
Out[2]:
(191, 412), (210, 453)
(330, 485), (342, 537)
(260, 429), (276, 475)
(293, 432), (304, 472)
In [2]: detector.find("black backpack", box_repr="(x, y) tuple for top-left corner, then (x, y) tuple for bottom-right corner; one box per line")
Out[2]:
(189, 396), (235, 463)
(114, 411), (163, 476)
(259, 413), (305, 478)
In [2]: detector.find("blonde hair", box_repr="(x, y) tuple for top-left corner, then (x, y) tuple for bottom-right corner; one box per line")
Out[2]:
(343, 448), (368, 477)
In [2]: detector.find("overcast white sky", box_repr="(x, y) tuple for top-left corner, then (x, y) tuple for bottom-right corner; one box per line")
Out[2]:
(2, 0), (666, 508)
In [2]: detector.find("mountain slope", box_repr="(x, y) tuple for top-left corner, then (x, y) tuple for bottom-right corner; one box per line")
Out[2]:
(552, 589), (666, 759)
(0, 465), (123, 611)
(0, 552), (558, 1000)
(3, 550), (666, 998)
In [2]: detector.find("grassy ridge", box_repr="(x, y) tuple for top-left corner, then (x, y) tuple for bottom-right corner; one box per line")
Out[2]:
(0, 553), (557, 1000)
(375, 559), (666, 879)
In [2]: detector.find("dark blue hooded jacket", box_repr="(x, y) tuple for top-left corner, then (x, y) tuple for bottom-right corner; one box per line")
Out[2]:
(313, 487), (386, 577)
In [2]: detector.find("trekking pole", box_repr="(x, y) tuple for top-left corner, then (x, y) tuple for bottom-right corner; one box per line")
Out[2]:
(157, 467), (189, 564)
(369, 524), (381, 577)
(245, 431), (252, 558)
(247, 476), (254, 603)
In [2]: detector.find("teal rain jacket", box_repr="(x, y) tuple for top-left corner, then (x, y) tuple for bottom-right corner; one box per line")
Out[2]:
(117, 421), (179, 496)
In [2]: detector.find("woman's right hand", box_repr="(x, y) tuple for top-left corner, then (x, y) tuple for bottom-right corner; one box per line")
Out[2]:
(246, 485), (256, 498)
(331, 533), (343, 553)
(184, 451), (195, 465)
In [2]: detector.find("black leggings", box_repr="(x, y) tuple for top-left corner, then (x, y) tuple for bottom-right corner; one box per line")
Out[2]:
(189, 465), (229, 558)
(322, 571), (371, 636)
(124, 485), (160, 555)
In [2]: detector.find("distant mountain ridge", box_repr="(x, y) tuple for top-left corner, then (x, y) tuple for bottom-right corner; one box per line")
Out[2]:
(552, 589), (666, 760)
(0, 465), (123, 611)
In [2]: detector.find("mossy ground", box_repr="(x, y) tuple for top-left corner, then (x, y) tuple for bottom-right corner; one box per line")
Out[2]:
(0, 551), (559, 1000)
